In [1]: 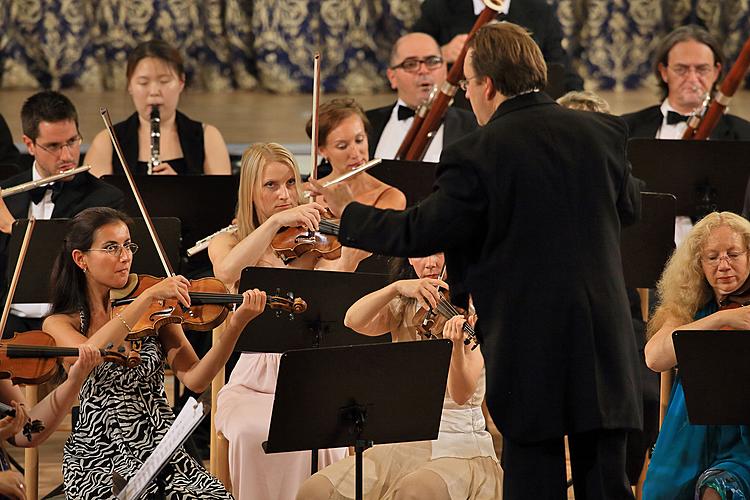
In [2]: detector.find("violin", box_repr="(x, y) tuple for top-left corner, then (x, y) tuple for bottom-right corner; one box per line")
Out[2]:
(110, 274), (307, 340)
(0, 330), (128, 383)
(271, 217), (341, 264)
(413, 267), (479, 349)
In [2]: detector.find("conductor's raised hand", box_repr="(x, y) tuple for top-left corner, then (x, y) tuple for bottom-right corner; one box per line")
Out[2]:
(144, 275), (191, 308)
(269, 203), (324, 231)
(307, 179), (354, 218)
(230, 289), (267, 329)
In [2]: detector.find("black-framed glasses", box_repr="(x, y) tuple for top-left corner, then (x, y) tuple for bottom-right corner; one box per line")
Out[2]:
(391, 56), (444, 73)
(458, 75), (482, 92)
(85, 242), (139, 257)
(34, 135), (82, 155)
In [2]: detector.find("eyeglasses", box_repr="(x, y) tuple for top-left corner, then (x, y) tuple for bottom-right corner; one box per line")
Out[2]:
(34, 135), (82, 156)
(668, 64), (714, 77)
(701, 250), (747, 268)
(458, 75), (482, 92)
(85, 243), (139, 257)
(390, 56), (444, 73)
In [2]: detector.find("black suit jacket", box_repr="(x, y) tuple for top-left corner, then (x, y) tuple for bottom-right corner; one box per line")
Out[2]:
(412, 0), (584, 92)
(621, 105), (750, 140)
(339, 92), (643, 442)
(0, 171), (124, 300)
(365, 104), (478, 159)
(0, 114), (21, 176)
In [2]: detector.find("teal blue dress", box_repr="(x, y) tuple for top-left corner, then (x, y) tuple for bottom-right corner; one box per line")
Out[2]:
(643, 303), (750, 499)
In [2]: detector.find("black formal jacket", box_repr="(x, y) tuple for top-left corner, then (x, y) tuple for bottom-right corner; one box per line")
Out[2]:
(0, 170), (125, 301)
(365, 104), (478, 159)
(621, 105), (750, 140)
(0, 114), (21, 175)
(339, 92), (643, 442)
(412, 0), (584, 92)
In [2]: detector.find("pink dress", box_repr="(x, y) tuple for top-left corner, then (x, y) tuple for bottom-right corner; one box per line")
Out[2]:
(215, 352), (347, 500)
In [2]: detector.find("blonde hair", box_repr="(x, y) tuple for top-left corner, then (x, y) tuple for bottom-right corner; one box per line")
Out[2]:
(235, 143), (303, 241)
(648, 211), (750, 338)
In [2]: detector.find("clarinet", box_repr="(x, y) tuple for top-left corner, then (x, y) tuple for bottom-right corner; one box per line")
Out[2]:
(148, 106), (161, 175)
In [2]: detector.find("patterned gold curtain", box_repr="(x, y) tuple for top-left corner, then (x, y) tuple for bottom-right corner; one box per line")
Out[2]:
(1, 1), (748, 92)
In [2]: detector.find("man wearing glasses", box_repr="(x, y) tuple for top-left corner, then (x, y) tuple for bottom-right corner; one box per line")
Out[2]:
(622, 25), (750, 140)
(0, 90), (123, 338)
(365, 32), (477, 162)
(313, 22), (642, 499)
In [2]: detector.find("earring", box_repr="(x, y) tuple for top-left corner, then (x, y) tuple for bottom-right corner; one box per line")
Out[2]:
(82, 266), (87, 273)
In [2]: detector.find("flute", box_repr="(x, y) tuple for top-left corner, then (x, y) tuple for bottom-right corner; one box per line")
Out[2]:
(303, 158), (382, 198)
(148, 106), (160, 175)
(186, 224), (238, 257)
(0, 165), (91, 198)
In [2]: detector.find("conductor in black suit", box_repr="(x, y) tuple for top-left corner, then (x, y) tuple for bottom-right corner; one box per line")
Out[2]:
(365, 32), (477, 163)
(0, 91), (124, 338)
(413, 0), (583, 93)
(313, 22), (642, 499)
(622, 25), (750, 141)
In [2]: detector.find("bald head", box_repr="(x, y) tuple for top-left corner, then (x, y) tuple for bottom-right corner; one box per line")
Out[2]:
(387, 32), (447, 109)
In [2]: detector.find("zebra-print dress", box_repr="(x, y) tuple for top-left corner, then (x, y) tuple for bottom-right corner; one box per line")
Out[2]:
(62, 336), (232, 499)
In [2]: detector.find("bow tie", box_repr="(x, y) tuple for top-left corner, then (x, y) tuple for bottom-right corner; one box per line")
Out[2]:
(397, 105), (415, 121)
(666, 110), (690, 125)
(29, 183), (62, 204)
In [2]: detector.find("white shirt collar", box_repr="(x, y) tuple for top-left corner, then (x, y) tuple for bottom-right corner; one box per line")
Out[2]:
(473, 0), (510, 15)
(657, 99), (688, 140)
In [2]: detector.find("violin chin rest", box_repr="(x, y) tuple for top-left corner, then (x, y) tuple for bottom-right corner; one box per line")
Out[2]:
(110, 274), (140, 301)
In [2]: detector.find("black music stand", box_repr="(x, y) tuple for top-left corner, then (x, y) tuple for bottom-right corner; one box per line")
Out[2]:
(264, 340), (452, 500)
(621, 192), (676, 289)
(628, 139), (750, 218)
(101, 175), (239, 275)
(236, 267), (391, 352)
(7, 217), (180, 304)
(672, 330), (750, 425)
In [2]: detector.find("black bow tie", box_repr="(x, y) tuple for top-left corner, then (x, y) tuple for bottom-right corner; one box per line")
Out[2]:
(29, 183), (62, 204)
(666, 110), (689, 125)
(397, 105), (415, 121)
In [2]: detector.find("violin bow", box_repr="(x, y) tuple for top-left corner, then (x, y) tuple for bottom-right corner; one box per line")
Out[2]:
(100, 108), (175, 277)
(310, 52), (321, 182)
(0, 218), (36, 335)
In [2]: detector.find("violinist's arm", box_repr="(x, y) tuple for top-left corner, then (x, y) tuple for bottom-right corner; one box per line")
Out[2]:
(210, 204), (324, 286)
(209, 224), (279, 286)
(344, 283), (400, 336)
(443, 315), (484, 406)
(645, 308), (743, 372)
(84, 129), (115, 178)
(161, 289), (266, 393)
(202, 124), (231, 175)
(6, 345), (101, 447)
(43, 276), (191, 361)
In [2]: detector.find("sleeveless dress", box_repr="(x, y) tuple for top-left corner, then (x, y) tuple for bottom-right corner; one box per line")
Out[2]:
(308, 301), (503, 499)
(62, 336), (232, 499)
(643, 303), (750, 499)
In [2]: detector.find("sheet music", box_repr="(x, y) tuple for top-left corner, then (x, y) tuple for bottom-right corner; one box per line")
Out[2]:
(115, 397), (206, 500)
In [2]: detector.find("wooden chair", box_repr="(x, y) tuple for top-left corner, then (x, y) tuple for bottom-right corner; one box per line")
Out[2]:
(209, 321), (232, 492)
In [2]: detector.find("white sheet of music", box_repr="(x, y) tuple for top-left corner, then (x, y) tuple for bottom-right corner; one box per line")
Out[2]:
(115, 397), (206, 500)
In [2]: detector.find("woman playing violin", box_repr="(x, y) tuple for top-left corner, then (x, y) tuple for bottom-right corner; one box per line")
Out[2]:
(644, 211), (750, 500)
(85, 40), (231, 176)
(42, 207), (266, 499)
(298, 254), (502, 500)
(210, 143), (347, 500)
